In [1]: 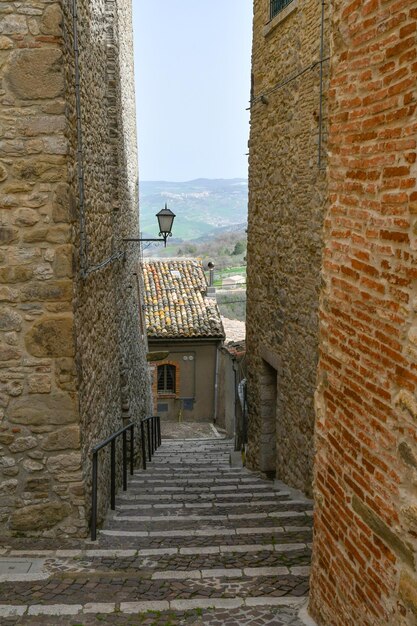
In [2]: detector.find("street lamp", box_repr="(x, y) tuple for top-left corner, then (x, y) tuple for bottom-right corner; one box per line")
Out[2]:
(124, 204), (176, 248)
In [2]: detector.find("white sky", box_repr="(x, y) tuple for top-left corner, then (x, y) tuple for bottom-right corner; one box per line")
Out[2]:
(132, 0), (253, 181)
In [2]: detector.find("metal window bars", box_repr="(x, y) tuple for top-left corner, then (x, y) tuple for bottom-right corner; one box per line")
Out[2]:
(90, 416), (161, 541)
(270, 0), (293, 19)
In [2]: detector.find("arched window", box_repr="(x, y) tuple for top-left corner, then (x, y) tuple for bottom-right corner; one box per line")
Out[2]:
(157, 364), (176, 394)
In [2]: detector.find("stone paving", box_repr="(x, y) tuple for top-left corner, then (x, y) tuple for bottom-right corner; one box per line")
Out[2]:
(0, 436), (314, 625)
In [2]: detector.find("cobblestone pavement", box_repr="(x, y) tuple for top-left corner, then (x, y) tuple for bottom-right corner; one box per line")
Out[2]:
(0, 437), (314, 625)
(161, 421), (223, 440)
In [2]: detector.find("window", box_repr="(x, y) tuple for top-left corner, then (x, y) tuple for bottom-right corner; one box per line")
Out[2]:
(157, 364), (176, 394)
(270, 0), (293, 19)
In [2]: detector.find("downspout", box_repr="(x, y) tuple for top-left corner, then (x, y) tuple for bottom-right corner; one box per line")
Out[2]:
(72, 0), (88, 275)
(232, 356), (238, 450)
(318, 0), (326, 169)
(213, 342), (220, 424)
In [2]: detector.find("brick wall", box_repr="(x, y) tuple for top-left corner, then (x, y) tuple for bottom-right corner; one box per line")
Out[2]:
(310, 0), (417, 623)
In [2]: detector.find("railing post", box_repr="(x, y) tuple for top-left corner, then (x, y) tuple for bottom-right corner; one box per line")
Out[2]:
(157, 416), (161, 447)
(122, 429), (127, 491)
(130, 423), (134, 475)
(150, 417), (155, 455)
(152, 416), (156, 453)
(110, 439), (116, 510)
(91, 451), (98, 541)
(146, 419), (151, 461)
(155, 416), (158, 449)
(141, 420), (146, 470)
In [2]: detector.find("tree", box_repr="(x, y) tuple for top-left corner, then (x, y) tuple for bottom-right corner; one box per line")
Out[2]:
(232, 241), (245, 256)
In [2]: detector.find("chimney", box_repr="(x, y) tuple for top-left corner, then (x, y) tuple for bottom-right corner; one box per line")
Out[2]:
(207, 261), (216, 296)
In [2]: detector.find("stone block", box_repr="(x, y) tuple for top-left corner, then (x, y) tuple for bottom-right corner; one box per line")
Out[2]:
(5, 49), (64, 100)
(41, 426), (80, 451)
(8, 392), (78, 426)
(0, 479), (17, 494)
(28, 374), (51, 394)
(23, 459), (43, 472)
(13, 158), (66, 183)
(0, 266), (33, 284)
(10, 436), (37, 453)
(10, 502), (71, 531)
(25, 315), (74, 358)
(0, 15), (28, 35)
(20, 281), (72, 302)
(0, 345), (21, 361)
(46, 452), (81, 473)
(0, 309), (22, 332)
(14, 209), (40, 227)
(40, 4), (63, 36)
(352, 496), (415, 569)
(398, 442), (417, 469)
(53, 246), (73, 278)
(0, 431), (14, 445)
(0, 227), (18, 245)
(52, 183), (74, 223)
(400, 570), (417, 616)
(25, 478), (50, 492)
(0, 163), (8, 182)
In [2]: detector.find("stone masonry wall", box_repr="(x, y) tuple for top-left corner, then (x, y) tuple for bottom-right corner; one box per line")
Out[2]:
(246, 0), (329, 495)
(310, 0), (417, 624)
(0, 0), (151, 538)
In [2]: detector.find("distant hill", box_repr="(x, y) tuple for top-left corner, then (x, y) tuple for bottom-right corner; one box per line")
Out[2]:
(139, 178), (248, 241)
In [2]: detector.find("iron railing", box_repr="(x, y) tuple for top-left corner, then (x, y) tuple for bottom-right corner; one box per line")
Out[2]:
(141, 416), (161, 470)
(91, 422), (134, 541)
(90, 416), (162, 541)
(270, 0), (293, 19)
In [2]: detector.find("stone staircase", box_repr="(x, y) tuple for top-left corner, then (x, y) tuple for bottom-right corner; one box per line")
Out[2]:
(0, 437), (314, 625)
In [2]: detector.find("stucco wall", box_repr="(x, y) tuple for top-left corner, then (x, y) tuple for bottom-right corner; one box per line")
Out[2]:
(246, 0), (329, 494)
(149, 341), (219, 422)
(0, 0), (151, 538)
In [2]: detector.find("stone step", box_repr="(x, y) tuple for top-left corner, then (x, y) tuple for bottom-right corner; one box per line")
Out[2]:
(110, 510), (313, 524)
(0, 571), (310, 605)
(126, 484), (276, 493)
(100, 524), (312, 539)
(0, 596), (307, 621)
(116, 500), (309, 513)
(117, 490), (293, 502)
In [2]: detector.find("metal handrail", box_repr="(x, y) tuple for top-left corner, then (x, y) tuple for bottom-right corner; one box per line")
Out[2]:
(91, 422), (135, 541)
(140, 416), (161, 470)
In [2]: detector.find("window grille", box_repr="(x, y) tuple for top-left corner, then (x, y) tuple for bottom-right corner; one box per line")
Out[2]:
(270, 0), (293, 19)
(157, 364), (176, 394)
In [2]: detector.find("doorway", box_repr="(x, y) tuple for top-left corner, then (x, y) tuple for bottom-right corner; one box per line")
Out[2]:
(259, 360), (277, 478)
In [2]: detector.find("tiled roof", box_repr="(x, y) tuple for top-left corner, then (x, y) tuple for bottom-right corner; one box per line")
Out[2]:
(142, 260), (225, 340)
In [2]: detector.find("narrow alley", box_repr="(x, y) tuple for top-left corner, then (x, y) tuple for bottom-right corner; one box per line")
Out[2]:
(0, 435), (313, 625)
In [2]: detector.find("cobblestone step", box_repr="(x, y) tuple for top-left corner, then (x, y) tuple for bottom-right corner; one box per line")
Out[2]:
(0, 436), (313, 625)
(0, 599), (308, 625)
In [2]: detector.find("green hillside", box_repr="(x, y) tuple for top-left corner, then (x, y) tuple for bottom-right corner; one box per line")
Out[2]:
(139, 178), (248, 241)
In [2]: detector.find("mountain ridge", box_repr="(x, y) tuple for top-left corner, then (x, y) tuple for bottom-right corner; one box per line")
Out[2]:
(139, 178), (248, 241)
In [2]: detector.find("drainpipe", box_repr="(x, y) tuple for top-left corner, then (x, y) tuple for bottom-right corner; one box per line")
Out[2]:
(318, 0), (326, 169)
(72, 0), (88, 274)
(213, 342), (220, 425)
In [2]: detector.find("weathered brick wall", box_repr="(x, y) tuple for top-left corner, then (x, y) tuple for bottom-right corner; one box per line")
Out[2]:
(310, 0), (417, 623)
(0, 0), (151, 537)
(246, 0), (329, 495)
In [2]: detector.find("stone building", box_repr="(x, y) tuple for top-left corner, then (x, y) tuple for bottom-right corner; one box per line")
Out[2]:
(144, 260), (224, 422)
(246, 0), (329, 494)
(0, 0), (151, 537)
(247, 0), (417, 624)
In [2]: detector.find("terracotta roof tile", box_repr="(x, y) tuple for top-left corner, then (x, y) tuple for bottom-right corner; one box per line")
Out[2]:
(143, 260), (225, 340)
